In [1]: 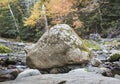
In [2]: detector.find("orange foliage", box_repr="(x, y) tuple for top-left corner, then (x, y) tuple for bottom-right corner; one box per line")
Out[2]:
(24, 0), (76, 26)
(46, 0), (75, 17)
(51, 18), (62, 25)
(24, 0), (87, 27)
(73, 20), (83, 29)
(0, 0), (15, 7)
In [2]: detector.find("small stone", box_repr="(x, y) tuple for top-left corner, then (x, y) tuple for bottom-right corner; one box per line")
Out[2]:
(91, 58), (102, 67)
(50, 68), (59, 74)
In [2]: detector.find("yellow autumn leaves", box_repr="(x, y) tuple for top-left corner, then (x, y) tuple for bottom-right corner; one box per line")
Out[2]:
(24, 1), (42, 26)
(24, 0), (92, 28)
(24, 0), (75, 27)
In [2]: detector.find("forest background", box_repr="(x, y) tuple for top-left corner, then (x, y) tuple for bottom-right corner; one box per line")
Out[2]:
(0, 0), (119, 42)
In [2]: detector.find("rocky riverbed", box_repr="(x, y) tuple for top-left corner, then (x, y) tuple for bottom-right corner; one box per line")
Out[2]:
(1, 69), (120, 84)
(0, 34), (120, 83)
(0, 39), (27, 82)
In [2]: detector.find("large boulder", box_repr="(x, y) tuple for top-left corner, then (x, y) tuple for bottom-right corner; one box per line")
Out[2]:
(26, 24), (90, 70)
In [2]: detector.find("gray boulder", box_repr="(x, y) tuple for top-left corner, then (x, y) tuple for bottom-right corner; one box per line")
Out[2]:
(26, 24), (90, 70)
(16, 69), (41, 80)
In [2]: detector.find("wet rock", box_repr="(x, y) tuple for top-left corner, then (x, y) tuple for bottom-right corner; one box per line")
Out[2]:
(0, 69), (21, 82)
(7, 65), (17, 69)
(111, 68), (120, 76)
(111, 62), (120, 76)
(102, 62), (113, 68)
(100, 67), (113, 77)
(8, 52), (26, 65)
(4, 59), (17, 66)
(10, 69), (21, 79)
(50, 67), (71, 74)
(89, 33), (101, 41)
(49, 68), (59, 74)
(0, 74), (14, 82)
(115, 74), (120, 79)
(67, 64), (86, 70)
(96, 53), (108, 62)
(87, 66), (113, 77)
(0, 69), (20, 76)
(0, 54), (8, 66)
(102, 61), (120, 76)
(113, 61), (120, 67)
(16, 65), (27, 70)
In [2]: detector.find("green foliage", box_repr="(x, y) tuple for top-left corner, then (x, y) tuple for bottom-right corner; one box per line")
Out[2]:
(104, 40), (119, 45)
(79, 0), (120, 37)
(20, 26), (44, 42)
(24, 1), (42, 26)
(0, 0), (22, 38)
(0, 0), (119, 41)
(0, 44), (11, 53)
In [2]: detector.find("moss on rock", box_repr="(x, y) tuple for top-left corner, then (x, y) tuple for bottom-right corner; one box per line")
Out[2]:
(83, 40), (100, 50)
(108, 53), (120, 62)
(0, 44), (11, 53)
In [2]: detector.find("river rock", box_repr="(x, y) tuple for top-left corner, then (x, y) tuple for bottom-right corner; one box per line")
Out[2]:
(91, 58), (102, 67)
(16, 69), (41, 80)
(115, 74), (120, 80)
(102, 61), (120, 76)
(0, 74), (14, 82)
(1, 68), (120, 84)
(27, 24), (90, 70)
(0, 54), (8, 66)
(89, 33), (101, 41)
(107, 53), (120, 62)
(87, 66), (113, 77)
(0, 69), (20, 82)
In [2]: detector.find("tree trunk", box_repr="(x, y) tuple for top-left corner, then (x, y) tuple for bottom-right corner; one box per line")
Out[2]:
(7, 0), (21, 41)
(8, 3), (19, 32)
(98, 8), (103, 30)
(42, 4), (48, 31)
